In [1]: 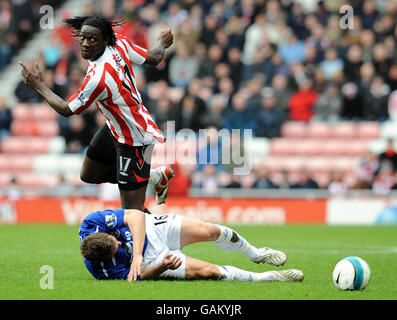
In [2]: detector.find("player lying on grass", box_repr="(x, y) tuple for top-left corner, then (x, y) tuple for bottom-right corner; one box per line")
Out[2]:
(79, 208), (304, 282)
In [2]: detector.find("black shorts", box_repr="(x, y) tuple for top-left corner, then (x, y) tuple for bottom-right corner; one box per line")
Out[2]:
(86, 125), (153, 191)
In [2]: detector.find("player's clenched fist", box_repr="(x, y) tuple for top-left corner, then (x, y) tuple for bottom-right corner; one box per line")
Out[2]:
(158, 28), (174, 49)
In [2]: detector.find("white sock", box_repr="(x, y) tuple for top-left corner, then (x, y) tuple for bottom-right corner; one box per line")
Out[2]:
(213, 225), (260, 260)
(149, 168), (161, 185)
(217, 265), (278, 282)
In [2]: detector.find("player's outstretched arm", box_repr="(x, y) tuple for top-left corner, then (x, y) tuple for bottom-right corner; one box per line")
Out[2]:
(144, 28), (174, 66)
(124, 209), (146, 282)
(19, 61), (73, 117)
(140, 253), (182, 280)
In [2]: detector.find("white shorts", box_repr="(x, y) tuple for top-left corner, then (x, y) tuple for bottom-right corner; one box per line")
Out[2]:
(141, 213), (186, 280)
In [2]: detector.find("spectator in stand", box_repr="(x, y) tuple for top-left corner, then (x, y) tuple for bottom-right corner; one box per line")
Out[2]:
(195, 164), (219, 193)
(343, 44), (363, 83)
(221, 173), (242, 189)
(271, 73), (292, 119)
(358, 62), (376, 93)
(312, 83), (342, 122)
(372, 43), (392, 80)
(169, 42), (199, 88)
(375, 14), (395, 41)
(290, 167), (319, 189)
(217, 76), (234, 108)
(377, 139), (397, 173)
(288, 77), (318, 122)
(196, 126), (224, 172)
(167, 162), (191, 197)
(53, 9), (75, 47)
(328, 170), (348, 197)
(319, 47), (344, 81)
(287, 2), (309, 40)
(166, 1), (189, 30)
(359, 29), (376, 63)
(0, 95), (12, 140)
(271, 169), (291, 190)
(201, 94), (227, 129)
(63, 116), (91, 154)
(0, 0), (12, 71)
(53, 45), (77, 99)
(245, 76), (264, 112)
(197, 43), (223, 80)
(223, 15), (245, 49)
(352, 151), (380, 189)
(151, 96), (176, 132)
(41, 33), (62, 70)
(386, 63), (397, 92)
(175, 19), (199, 54)
(255, 87), (284, 138)
(252, 164), (278, 189)
(199, 14), (218, 48)
(324, 15), (342, 45)
(226, 47), (243, 89)
(372, 161), (396, 195)
(360, 0), (379, 29)
(242, 12), (269, 66)
(362, 76), (390, 121)
(175, 94), (204, 132)
(8, 0), (37, 51)
(222, 91), (256, 133)
(278, 33), (306, 66)
(242, 46), (274, 83)
(305, 22), (331, 62)
(388, 89), (397, 121)
(340, 82), (363, 120)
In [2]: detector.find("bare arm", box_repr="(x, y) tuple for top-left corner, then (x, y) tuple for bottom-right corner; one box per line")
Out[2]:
(123, 209), (146, 282)
(19, 61), (73, 117)
(140, 253), (182, 280)
(144, 28), (174, 66)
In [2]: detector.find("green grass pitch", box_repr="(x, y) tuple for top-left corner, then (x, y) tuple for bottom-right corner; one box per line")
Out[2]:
(0, 224), (396, 300)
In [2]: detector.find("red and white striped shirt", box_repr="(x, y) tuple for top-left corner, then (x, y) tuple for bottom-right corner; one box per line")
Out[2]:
(68, 33), (165, 146)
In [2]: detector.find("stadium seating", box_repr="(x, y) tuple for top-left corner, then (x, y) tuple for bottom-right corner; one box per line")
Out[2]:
(259, 120), (382, 187)
(0, 103), (71, 189)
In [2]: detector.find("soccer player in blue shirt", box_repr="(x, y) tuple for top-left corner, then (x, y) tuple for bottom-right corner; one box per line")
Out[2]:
(79, 208), (304, 282)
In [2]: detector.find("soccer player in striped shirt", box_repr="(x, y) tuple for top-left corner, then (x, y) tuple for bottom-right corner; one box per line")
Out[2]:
(19, 15), (174, 208)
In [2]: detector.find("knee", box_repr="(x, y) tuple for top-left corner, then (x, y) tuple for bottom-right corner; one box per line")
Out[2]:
(197, 264), (221, 280)
(207, 224), (221, 241)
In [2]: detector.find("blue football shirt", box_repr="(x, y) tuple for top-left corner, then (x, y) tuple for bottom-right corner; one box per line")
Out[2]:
(79, 208), (147, 280)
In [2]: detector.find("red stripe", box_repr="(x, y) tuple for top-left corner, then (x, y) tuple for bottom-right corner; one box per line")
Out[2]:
(103, 82), (134, 146)
(96, 105), (120, 142)
(116, 33), (147, 60)
(114, 42), (140, 99)
(70, 69), (106, 115)
(131, 43), (147, 59)
(104, 63), (148, 133)
(67, 74), (91, 104)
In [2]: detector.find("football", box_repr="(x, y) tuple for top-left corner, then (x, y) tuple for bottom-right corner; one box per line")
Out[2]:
(332, 256), (371, 290)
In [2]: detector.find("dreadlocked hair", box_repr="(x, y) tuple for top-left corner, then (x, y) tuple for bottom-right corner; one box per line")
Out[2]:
(63, 15), (124, 46)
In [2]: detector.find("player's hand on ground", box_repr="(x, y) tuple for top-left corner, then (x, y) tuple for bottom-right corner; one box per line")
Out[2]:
(127, 255), (143, 282)
(19, 61), (43, 90)
(158, 28), (173, 49)
(162, 253), (182, 270)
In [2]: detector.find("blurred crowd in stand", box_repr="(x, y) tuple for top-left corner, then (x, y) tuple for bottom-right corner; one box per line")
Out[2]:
(1, 0), (397, 196)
